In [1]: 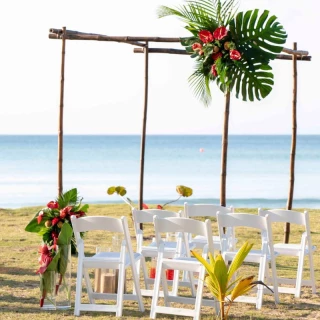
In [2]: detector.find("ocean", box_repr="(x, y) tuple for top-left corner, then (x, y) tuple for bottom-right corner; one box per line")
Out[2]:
(1, 135), (319, 209)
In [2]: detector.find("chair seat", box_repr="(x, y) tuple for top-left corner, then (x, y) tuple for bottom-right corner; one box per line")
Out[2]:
(141, 240), (196, 258)
(83, 252), (142, 268)
(274, 243), (317, 256)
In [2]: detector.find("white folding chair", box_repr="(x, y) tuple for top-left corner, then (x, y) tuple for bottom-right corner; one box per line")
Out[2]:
(216, 212), (279, 309)
(132, 208), (194, 296)
(150, 216), (219, 319)
(183, 202), (234, 250)
(71, 215), (144, 317)
(258, 208), (317, 297)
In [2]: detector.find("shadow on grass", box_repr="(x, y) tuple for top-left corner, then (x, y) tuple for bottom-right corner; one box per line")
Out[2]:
(0, 266), (37, 277)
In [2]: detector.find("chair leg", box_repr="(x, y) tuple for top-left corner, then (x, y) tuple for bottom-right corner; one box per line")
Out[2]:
(295, 250), (305, 298)
(269, 259), (279, 304)
(256, 256), (267, 309)
(83, 268), (94, 304)
(116, 266), (126, 317)
(141, 257), (150, 290)
(307, 249), (316, 294)
(131, 262), (145, 312)
(74, 264), (83, 316)
(194, 266), (206, 320)
(150, 255), (163, 319)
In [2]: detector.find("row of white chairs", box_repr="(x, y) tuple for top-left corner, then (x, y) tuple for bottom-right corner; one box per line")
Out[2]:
(70, 205), (316, 319)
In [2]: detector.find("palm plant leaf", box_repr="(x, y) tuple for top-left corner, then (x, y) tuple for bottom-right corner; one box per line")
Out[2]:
(188, 66), (212, 106)
(227, 241), (253, 281)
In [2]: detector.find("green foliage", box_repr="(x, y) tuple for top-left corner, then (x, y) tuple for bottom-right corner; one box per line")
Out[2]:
(158, 0), (287, 104)
(192, 241), (274, 319)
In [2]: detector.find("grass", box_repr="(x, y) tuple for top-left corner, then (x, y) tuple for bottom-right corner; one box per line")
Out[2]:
(0, 204), (319, 320)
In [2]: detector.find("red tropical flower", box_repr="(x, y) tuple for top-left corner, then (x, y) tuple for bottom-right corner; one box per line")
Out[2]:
(36, 244), (53, 274)
(192, 43), (204, 55)
(199, 30), (214, 43)
(60, 206), (72, 219)
(213, 26), (228, 40)
(142, 203), (149, 209)
(211, 64), (218, 77)
(212, 52), (223, 60)
(156, 205), (163, 210)
(230, 49), (241, 60)
(47, 201), (59, 209)
(51, 217), (60, 226)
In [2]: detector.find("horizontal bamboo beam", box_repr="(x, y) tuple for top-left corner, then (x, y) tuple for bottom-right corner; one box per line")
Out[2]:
(49, 29), (310, 59)
(133, 47), (311, 61)
(49, 29), (180, 44)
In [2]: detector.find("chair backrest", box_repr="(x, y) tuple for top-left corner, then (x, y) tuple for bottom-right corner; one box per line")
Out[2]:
(71, 215), (134, 256)
(258, 208), (312, 245)
(216, 212), (274, 252)
(183, 202), (234, 218)
(132, 208), (181, 232)
(258, 208), (308, 226)
(153, 216), (215, 256)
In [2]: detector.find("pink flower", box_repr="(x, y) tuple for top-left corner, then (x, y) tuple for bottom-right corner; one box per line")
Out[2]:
(47, 201), (59, 209)
(199, 30), (214, 43)
(37, 211), (44, 224)
(212, 52), (222, 60)
(230, 49), (241, 60)
(211, 64), (218, 77)
(60, 206), (72, 219)
(213, 26), (228, 40)
(192, 43), (204, 55)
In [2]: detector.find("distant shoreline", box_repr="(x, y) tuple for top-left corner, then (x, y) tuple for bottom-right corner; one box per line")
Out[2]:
(3, 197), (320, 210)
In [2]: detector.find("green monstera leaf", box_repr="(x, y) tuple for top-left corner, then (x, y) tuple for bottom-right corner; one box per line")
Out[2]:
(158, 0), (287, 104)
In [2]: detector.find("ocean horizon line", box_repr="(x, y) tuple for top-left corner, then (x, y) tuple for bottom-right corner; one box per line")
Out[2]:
(3, 197), (320, 210)
(1, 133), (320, 137)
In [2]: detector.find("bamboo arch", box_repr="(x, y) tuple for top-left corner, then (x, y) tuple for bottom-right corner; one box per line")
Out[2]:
(49, 28), (311, 240)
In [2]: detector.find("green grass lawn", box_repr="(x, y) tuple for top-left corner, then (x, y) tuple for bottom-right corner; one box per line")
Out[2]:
(0, 204), (319, 319)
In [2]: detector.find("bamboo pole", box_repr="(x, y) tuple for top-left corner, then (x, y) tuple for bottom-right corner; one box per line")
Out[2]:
(139, 42), (149, 215)
(133, 48), (311, 61)
(57, 27), (66, 196)
(284, 42), (298, 243)
(220, 91), (231, 207)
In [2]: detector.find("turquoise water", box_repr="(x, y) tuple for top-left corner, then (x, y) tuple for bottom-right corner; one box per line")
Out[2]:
(0, 135), (319, 209)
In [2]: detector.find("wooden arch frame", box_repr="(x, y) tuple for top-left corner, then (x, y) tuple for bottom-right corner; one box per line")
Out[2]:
(49, 27), (311, 231)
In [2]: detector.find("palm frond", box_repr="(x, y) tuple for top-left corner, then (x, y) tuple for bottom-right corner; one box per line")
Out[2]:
(188, 68), (212, 106)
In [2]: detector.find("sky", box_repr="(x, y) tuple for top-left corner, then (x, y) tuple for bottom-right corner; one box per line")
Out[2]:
(0, 0), (318, 135)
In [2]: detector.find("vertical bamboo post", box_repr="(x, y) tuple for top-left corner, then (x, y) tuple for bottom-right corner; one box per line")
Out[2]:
(220, 91), (231, 207)
(139, 42), (149, 218)
(57, 26), (66, 196)
(284, 42), (298, 243)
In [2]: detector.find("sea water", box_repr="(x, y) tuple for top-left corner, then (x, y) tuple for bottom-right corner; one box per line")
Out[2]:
(0, 135), (319, 209)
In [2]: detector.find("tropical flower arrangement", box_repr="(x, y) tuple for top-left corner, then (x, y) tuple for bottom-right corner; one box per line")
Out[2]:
(107, 185), (193, 209)
(25, 188), (89, 307)
(158, 0), (287, 105)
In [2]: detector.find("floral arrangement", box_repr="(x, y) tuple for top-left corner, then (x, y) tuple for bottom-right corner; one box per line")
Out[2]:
(190, 26), (241, 79)
(25, 188), (89, 307)
(158, 0), (287, 105)
(107, 185), (193, 209)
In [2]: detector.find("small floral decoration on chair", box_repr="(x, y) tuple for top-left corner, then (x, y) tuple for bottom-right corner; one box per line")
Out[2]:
(107, 185), (193, 209)
(25, 188), (89, 307)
